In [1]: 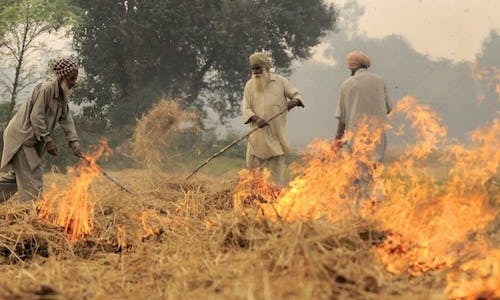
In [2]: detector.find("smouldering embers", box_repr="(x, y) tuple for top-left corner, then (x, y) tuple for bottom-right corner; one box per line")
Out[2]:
(233, 96), (499, 298)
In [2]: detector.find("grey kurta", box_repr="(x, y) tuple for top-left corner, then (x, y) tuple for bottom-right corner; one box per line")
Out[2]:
(336, 69), (392, 161)
(1, 79), (79, 172)
(242, 73), (302, 159)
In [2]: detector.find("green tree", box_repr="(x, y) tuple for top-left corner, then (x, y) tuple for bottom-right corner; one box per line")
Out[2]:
(72, 0), (336, 136)
(0, 0), (79, 119)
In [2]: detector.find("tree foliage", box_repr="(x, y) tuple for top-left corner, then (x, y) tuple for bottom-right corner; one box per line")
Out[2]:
(474, 30), (500, 103)
(0, 0), (79, 120)
(73, 0), (336, 133)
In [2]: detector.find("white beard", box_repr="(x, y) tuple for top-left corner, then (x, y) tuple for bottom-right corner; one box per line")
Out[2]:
(252, 71), (270, 92)
(61, 81), (73, 98)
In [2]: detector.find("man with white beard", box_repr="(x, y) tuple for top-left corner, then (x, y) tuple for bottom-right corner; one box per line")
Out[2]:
(242, 52), (304, 186)
(0, 57), (83, 201)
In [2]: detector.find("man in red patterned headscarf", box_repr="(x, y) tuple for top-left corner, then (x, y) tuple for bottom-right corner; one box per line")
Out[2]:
(0, 57), (83, 201)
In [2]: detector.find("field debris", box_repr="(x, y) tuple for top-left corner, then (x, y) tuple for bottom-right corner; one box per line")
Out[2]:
(0, 173), (446, 299)
(132, 98), (197, 169)
(0, 97), (497, 299)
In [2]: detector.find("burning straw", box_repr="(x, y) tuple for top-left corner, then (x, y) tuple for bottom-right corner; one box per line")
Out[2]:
(0, 95), (497, 299)
(233, 96), (499, 298)
(37, 139), (112, 241)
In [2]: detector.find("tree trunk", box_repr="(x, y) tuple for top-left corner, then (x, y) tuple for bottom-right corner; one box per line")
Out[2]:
(190, 57), (213, 100)
(9, 22), (30, 117)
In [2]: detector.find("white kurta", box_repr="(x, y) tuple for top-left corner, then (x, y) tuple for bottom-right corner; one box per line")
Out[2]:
(336, 69), (393, 161)
(242, 74), (302, 160)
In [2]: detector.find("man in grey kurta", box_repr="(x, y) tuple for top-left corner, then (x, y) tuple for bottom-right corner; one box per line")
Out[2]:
(242, 52), (304, 185)
(334, 50), (393, 162)
(0, 57), (83, 201)
(334, 51), (392, 204)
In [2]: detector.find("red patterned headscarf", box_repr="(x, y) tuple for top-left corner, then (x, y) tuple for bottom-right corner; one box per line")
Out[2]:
(53, 57), (79, 79)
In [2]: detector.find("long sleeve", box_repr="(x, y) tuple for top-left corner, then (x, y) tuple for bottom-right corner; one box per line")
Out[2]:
(335, 84), (346, 122)
(29, 86), (52, 143)
(384, 83), (393, 114)
(58, 103), (79, 146)
(283, 77), (302, 101)
(242, 82), (255, 124)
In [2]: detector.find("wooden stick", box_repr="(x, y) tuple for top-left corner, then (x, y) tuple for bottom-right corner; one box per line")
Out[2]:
(80, 156), (134, 194)
(186, 107), (289, 180)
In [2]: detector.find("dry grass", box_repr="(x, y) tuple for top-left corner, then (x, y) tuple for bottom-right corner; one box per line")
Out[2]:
(0, 169), (447, 300)
(132, 99), (197, 169)
(1, 115), (497, 298)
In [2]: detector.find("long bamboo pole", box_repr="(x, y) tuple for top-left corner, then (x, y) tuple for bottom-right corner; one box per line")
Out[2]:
(186, 107), (289, 180)
(80, 156), (134, 194)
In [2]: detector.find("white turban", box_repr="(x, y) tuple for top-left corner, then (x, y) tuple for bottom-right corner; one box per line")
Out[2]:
(249, 52), (272, 70)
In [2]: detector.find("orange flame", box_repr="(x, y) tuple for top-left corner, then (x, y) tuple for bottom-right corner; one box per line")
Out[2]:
(234, 96), (499, 298)
(234, 115), (390, 222)
(116, 224), (128, 250)
(233, 168), (281, 211)
(135, 209), (168, 240)
(38, 139), (111, 241)
(139, 211), (155, 237)
(445, 249), (500, 299)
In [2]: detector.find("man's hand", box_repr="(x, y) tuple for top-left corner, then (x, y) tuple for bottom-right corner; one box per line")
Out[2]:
(72, 145), (83, 158)
(287, 99), (304, 111)
(250, 115), (269, 128)
(46, 141), (58, 156)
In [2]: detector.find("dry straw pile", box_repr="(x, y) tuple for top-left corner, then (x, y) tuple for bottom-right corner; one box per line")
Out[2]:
(0, 98), (497, 299)
(132, 99), (196, 169)
(0, 170), (447, 299)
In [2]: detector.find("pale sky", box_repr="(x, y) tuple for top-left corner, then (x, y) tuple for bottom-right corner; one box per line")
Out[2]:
(322, 0), (500, 62)
(38, 1), (500, 66)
